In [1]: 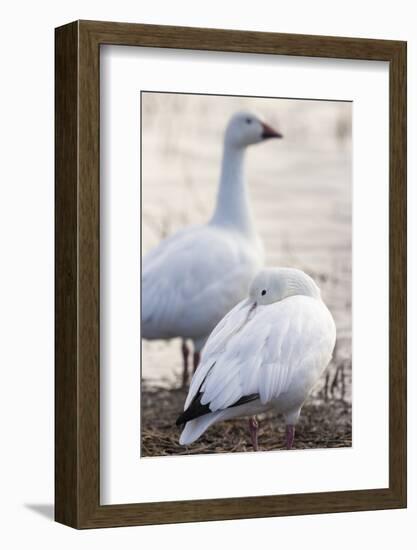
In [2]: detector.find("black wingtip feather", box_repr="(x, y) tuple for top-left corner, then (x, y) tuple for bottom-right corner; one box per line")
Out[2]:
(176, 392), (210, 426)
(176, 392), (260, 427)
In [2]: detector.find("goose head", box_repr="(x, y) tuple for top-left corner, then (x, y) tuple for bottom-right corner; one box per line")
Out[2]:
(249, 267), (321, 306)
(224, 111), (283, 149)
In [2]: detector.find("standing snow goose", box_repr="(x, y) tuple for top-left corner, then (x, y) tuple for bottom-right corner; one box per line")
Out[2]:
(176, 268), (336, 450)
(142, 112), (283, 385)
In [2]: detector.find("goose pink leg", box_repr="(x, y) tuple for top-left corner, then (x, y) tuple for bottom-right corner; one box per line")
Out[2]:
(248, 416), (259, 451)
(181, 340), (189, 387)
(285, 425), (295, 450)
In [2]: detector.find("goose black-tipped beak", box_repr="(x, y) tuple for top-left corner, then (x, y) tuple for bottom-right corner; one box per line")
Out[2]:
(261, 122), (283, 139)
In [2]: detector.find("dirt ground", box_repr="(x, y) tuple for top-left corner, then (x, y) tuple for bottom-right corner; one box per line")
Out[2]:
(141, 383), (352, 457)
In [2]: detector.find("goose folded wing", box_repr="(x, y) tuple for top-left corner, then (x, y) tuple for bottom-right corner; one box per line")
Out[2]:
(181, 296), (336, 419)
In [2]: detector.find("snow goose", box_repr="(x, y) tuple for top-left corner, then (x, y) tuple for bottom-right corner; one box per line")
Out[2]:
(142, 112), (283, 385)
(176, 268), (336, 450)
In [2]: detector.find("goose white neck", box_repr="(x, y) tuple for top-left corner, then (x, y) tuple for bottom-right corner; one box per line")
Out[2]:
(210, 143), (256, 236)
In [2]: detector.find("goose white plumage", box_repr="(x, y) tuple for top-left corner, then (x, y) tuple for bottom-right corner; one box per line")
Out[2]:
(142, 112), (283, 384)
(177, 268), (336, 450)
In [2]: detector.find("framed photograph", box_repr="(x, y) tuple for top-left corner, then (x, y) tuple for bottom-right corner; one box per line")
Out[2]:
(55, 20), (406, 528)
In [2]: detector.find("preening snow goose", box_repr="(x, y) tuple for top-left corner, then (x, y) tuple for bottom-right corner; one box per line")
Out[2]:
(142, 112), (283, 385)
(177, 268), (336, 450)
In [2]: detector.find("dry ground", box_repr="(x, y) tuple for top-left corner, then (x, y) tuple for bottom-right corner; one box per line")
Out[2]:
(141, 385), (352, 457)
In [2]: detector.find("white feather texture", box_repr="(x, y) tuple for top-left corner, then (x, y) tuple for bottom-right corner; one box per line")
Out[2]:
(142, 226), (263, 346)
(141, 112), (282, 351)
(179, 268), (336, 446)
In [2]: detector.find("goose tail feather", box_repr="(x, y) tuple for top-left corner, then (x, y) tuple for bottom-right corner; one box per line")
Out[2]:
(179, 411), (224, 446)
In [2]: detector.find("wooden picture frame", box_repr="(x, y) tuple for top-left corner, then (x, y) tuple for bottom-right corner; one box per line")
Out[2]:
(55, 20), (407, 529)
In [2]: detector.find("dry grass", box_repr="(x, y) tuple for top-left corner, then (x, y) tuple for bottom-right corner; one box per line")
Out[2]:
(141, 385), (352, 457)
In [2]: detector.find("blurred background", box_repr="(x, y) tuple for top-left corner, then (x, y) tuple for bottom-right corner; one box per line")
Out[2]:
(141, 92), (352, 455)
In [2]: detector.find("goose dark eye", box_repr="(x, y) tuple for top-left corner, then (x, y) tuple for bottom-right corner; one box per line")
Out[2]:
(246, 118), (252, 124)
(261, 289), (266, 296)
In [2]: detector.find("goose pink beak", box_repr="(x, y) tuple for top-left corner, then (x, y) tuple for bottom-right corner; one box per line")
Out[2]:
(261, 122), (283, 139)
